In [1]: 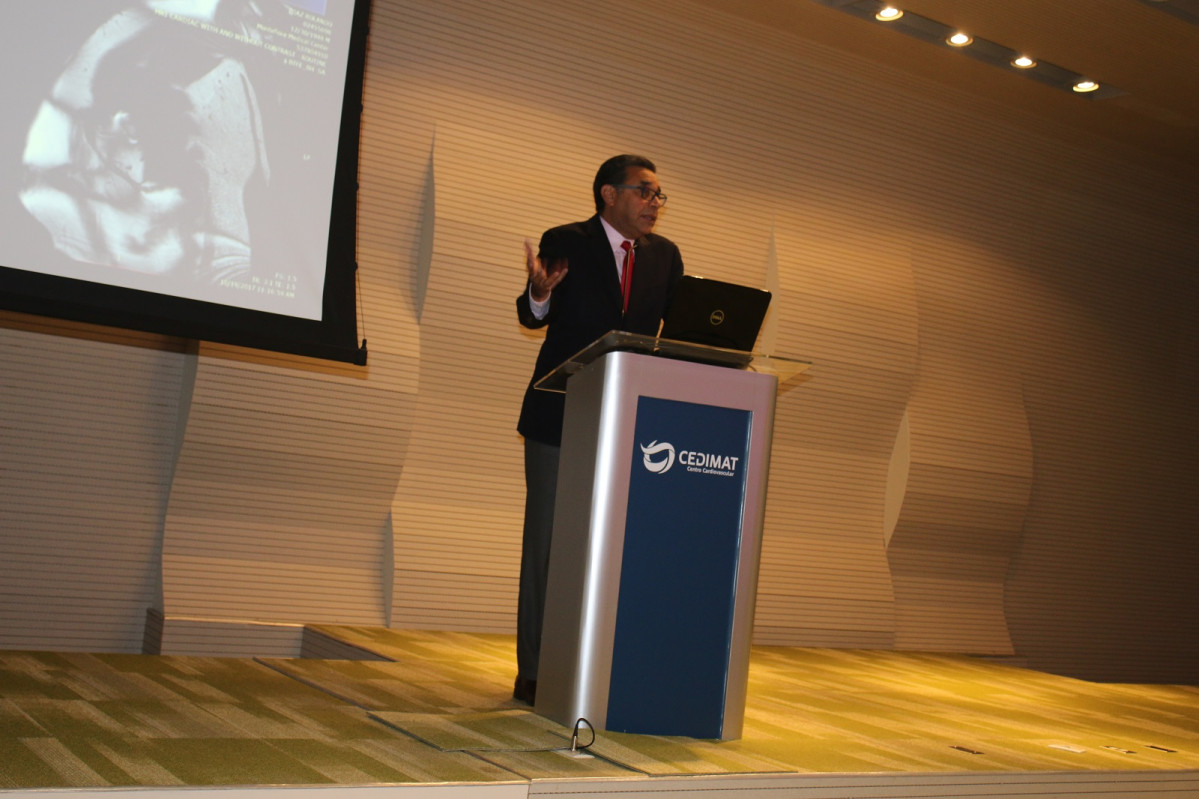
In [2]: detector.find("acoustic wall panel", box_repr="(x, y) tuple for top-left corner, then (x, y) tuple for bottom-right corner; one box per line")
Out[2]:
(1, 0), (1196, 683)
(360, 0), (1197, 679)
(0, 318), (184, 652)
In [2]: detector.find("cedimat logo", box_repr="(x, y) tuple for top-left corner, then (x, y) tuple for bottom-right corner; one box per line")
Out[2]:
(640, 440), (742, 478)
(640, 440), (676, 474)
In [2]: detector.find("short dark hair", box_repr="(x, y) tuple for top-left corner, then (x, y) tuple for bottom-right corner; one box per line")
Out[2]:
(593, 154), (657, 214)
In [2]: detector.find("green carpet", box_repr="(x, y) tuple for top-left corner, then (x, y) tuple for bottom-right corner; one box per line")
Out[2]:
(366, 708), (638, 779)
(736, 646), (1199, 772)
(0, 651), (513, 788)
(580, 730), (798, 775)
(258, 656), (516, 713)
(370, 708), (569, 751)
(2, 629), (1197, 788)
(469, 747), (638, 779)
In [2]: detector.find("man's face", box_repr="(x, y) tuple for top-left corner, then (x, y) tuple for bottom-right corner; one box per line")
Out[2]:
(601, 167), (664, 239)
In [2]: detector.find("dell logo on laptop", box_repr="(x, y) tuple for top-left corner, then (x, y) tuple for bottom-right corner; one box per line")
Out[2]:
(709, 309), (725, 326)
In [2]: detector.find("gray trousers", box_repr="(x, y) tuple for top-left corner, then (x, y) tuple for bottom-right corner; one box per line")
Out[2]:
(517, 438), (560, 680)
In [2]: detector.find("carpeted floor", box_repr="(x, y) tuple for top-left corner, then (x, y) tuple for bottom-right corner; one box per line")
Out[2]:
(1, 626), (1196, 788)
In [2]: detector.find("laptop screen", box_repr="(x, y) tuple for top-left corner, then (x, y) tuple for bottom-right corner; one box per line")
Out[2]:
(659, 275), (771, 352)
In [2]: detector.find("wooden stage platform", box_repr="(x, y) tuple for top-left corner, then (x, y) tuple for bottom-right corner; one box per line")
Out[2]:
(2, 626), (1197, 798)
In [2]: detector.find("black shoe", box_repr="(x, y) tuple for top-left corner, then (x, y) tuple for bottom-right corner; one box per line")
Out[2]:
(513, 676), (537, 705)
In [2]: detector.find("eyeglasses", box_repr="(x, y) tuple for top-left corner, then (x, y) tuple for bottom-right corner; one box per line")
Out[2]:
(614, 184), (668, 206)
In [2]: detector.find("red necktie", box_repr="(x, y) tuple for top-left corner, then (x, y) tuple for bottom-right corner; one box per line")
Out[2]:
(620, 240), (635, 313)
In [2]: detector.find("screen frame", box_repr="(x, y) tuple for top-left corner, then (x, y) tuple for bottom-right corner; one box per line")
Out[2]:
(0, 0), (372, 366)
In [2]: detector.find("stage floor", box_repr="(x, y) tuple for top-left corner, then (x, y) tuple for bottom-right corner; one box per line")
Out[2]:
(2, 626), (1198, 796)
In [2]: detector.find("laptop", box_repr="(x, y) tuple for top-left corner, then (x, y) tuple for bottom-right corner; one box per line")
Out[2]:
(658, 275), (771, 364)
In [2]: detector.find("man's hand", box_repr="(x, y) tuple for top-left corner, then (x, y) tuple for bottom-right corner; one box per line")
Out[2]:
(525, 238), (568, 302)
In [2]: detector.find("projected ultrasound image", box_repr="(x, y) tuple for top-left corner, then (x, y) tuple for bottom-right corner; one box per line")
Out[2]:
(8, 0), (349, 321)
(21, 4), (266, 284)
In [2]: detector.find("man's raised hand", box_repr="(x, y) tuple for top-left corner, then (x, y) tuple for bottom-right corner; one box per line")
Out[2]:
(525, 238), (568, 302)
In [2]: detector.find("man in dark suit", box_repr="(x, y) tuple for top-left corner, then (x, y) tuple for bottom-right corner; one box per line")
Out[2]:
(512, 155), (684, 705)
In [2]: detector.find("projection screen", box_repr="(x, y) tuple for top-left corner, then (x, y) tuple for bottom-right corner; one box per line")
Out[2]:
(0, 0), (370, 364)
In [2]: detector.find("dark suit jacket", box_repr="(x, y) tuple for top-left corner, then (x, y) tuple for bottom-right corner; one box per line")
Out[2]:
(517, 215), (684, 446)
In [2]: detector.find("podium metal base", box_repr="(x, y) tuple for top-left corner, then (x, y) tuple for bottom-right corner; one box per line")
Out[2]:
(535, 350), (777, 740)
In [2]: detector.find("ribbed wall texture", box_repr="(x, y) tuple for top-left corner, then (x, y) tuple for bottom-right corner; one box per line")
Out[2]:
(160, 347), (406, 630)
(1, 0), (1196, 683)
(0, 318), (184, 652)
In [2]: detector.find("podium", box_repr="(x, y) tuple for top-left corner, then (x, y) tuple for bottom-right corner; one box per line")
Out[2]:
(533, 332), (808, 740)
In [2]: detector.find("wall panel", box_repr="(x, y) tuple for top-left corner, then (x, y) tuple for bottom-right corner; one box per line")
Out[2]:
(1, 0), (1196, 682)
(0, 318), (184, 652)
(361, 0), (1198, 679)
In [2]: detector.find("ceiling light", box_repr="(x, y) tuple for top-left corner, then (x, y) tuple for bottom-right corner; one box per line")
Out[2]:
(809, 1), (1123, 99)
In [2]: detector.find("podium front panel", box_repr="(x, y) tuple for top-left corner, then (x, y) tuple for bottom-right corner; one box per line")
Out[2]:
(536, 350), (776, 740)
(606, 396), (751, 737)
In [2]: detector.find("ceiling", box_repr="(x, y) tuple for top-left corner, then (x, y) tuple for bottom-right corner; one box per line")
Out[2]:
(692, 0), (1199, 183)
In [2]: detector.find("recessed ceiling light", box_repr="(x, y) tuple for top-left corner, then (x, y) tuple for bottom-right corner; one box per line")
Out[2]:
(813, 1), (1123, 99)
